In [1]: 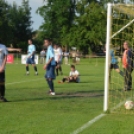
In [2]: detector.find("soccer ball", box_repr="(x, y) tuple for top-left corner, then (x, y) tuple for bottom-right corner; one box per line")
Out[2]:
(124, 101), (134, 110)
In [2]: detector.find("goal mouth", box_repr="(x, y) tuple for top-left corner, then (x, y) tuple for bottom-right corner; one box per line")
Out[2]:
(104, 3), (134, 114)
(113, 4), (134, 17)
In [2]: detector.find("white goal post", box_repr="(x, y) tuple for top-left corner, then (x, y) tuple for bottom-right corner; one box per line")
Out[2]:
(104, 3), (134, 112)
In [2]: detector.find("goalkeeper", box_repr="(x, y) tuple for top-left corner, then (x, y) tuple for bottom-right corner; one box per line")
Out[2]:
(58, 65), (80, 83)
(122, 41), (133, 91)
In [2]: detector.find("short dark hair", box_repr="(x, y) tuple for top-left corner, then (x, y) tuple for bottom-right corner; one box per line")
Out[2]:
(71, 65), (75, 69)
(44, 38), (52, 42)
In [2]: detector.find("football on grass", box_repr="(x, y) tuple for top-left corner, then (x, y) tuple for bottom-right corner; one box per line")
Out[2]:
(125, 101), (134, 110)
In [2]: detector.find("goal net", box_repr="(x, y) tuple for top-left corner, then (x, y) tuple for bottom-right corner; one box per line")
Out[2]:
(104, 3), (134, 114)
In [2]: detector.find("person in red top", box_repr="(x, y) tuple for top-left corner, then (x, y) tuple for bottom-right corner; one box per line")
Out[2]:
(122, 41), (133, 91)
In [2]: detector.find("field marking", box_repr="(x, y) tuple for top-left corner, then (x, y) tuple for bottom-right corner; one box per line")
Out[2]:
(6, 78), (43, 85)
(70, 114), (105, 134)
(70, 97), (130, 134)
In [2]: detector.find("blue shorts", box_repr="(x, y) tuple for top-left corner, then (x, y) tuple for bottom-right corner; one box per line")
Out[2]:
(26, 57), (35, 64)
(45, 64), (56, 79)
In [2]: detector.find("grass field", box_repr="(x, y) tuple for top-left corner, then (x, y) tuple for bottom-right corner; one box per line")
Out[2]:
(0, 58), (134, 134)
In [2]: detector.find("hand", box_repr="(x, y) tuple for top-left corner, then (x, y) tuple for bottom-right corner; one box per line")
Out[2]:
(0, 66), (4, 73)
(43, 64), (48, 70)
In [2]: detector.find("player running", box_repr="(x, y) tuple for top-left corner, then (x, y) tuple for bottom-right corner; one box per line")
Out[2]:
(0, 39), (8, 102)
(44, 38), (56, 95)
(26, 39), (38, 75)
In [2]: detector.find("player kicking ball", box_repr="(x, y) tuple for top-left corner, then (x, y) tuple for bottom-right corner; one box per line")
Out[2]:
(44, 38), (56, 95)
(25, 39), (38, 75)
(58, 65), (80, 83)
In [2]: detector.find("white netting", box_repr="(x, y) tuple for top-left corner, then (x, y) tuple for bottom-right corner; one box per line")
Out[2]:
(108, 4), (134, 114)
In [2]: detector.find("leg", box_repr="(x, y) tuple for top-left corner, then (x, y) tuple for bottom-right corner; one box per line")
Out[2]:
(127, 66), (132, 89)
(0, 71), (7, 102)
(124, 68), (128, 90)
(26, 64), (29, 75)
(114, 64), (124, 77)
(46, 78), (55, 95)
(32, 64), (38, 75)
(62, 77), (69, 82)
(56, 63), (59, 76)
(59, 64), (63, 75)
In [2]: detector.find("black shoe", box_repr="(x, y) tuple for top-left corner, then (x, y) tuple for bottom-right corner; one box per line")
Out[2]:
(0, 97), (8, 102)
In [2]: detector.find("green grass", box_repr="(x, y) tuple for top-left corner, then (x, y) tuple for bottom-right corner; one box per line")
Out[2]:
(0, 58), (134, 134)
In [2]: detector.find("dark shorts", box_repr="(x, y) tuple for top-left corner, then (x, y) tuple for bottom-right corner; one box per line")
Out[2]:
(0, 71), (5, 83)
(26, 57), (35, 64)
(110, 64), (119, 69)
(45, 64), (56, 79)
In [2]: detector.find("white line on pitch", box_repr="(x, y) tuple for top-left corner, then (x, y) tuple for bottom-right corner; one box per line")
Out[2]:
(70, 98), (129, 134)
(6, 78), (43, 85)
(70, 114), (106, 134)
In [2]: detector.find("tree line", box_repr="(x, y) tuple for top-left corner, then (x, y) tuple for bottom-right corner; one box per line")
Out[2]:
(0, 0), (133, 53)
(0, 0), (32, 51)
(37, 0), (133, 54)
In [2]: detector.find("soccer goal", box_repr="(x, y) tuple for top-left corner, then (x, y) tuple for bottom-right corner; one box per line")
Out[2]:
(104, 3), (134, 113)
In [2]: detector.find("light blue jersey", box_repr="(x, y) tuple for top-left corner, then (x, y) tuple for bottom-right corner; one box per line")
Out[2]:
(46, 45), (56, 66)
(110, 50), (117, 64)
(0, 44), (8, 68)
(27, 44), (36, 58)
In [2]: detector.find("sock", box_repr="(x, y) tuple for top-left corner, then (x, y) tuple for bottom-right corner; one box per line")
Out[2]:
(26, 66), (29, 72)
(34, 66), (38, 73)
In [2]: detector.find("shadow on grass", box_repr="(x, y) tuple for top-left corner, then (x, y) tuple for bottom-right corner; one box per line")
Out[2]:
(9, 90), (104, 102)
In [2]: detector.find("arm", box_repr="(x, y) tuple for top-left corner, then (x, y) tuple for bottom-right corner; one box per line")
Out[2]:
(44, 57), (54, 70)
(7, 48), (21, 52)
(0, 55), (7, 73)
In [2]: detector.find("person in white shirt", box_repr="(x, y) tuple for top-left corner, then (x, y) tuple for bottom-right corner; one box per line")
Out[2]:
(64, 50), (69, 65)
(58, 65), (80, 83)
(54, 44), (63, 76)
(40, 49), (46, 64)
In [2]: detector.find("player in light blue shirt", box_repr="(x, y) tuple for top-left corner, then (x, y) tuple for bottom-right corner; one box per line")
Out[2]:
(44, 38), (56, 95)
(26, 39), (38, 75)
(0, 39), (8, 102)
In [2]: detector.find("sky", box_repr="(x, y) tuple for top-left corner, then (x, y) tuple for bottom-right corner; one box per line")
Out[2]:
(7, 0), (45, 31)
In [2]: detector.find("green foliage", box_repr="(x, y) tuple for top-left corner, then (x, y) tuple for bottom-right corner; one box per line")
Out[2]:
(37, 0), (76, 43)
(37, 0), (107, 53)
(0, 0), (32, 49)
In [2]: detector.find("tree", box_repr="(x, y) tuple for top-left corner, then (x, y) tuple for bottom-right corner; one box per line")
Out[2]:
(61, 1), (107, 53)
(0, 0), (33, 50)
(9, 0), (33, 49)
(37, 0), (76, 43)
